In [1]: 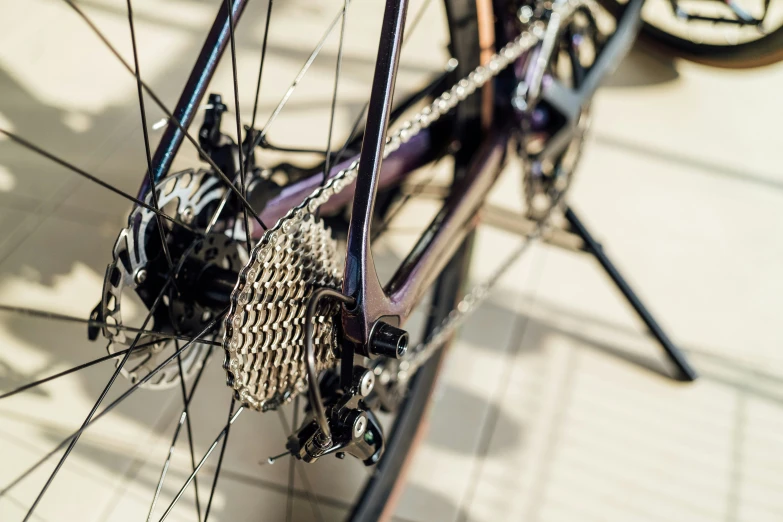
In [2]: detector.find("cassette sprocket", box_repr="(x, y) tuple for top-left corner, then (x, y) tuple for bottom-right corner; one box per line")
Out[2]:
(223, 211), (342, 411)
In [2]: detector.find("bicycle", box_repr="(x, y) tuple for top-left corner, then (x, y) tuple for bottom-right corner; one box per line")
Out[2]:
(0, 0), (780, 520)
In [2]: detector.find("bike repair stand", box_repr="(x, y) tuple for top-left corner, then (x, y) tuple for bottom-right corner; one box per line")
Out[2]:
(482, 204), (698, 382)
(562, 206), (698, 382)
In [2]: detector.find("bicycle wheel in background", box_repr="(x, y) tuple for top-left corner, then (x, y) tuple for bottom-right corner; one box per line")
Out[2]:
(602, 0), (783, 68)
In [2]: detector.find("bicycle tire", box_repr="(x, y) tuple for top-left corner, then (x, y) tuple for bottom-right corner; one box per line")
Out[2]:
(598, 0), (783, 68)
(349, 0), (495, 518)
(639, 22), (783, 69)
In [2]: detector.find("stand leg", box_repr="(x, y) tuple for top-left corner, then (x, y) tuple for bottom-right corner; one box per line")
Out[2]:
(563, 207), (698, 382)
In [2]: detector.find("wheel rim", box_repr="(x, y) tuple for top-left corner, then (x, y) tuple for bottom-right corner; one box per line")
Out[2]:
(639, 0), (783, 47)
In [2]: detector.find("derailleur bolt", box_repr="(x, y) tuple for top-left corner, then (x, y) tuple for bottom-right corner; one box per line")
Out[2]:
(369, 321), (409, 359)
(352, 414), (368, 439)
(354, 368), (375, 397)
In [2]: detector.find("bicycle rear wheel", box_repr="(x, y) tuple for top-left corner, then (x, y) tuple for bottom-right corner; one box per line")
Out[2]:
(0, 0), (497, 520)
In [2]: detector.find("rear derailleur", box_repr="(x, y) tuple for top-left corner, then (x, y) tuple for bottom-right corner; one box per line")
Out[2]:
(287, 368), (385, 465)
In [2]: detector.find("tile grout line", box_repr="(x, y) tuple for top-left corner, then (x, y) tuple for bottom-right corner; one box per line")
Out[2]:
(0, 112), (140, 269)
(94, 391), (185, 522)
(724, 382), (747, 522)
(521, 340), (579, 522)
(194, 464), (355, 513)
(454, 246), (548, 522)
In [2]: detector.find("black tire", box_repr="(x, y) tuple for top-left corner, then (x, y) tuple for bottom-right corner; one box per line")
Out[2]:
(349, 239), (475, 522)
(599, 0), (783, 68)
(639, 23), (783, 69)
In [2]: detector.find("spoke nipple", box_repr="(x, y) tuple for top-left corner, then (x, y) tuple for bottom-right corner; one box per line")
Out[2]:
(265, 450), (290, 464)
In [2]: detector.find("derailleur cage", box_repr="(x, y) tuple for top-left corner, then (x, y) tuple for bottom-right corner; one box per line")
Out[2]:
(288, 366), (384, 465)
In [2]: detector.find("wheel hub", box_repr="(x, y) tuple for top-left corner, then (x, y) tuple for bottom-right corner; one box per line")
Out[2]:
(94, 169), (250, 389)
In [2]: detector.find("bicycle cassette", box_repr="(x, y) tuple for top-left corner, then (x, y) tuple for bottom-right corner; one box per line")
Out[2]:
(223, 210), (343, 411)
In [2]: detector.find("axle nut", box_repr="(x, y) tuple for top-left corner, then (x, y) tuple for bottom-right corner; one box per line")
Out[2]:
(369, 321), (408, 359)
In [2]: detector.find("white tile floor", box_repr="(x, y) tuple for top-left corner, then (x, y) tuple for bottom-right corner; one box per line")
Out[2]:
(1, 1), (782, 521)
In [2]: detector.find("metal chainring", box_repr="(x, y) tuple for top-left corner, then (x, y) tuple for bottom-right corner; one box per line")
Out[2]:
(101, 169), (245, 389)
(405, 0), (599, 379)
(223, 214), (342, 411)
(521, 3), (598, 220)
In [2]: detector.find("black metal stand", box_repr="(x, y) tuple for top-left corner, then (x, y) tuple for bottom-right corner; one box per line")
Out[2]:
(563, 206), (698, 382)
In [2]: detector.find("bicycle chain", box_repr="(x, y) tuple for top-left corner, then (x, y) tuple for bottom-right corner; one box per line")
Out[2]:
(224, 0), (581, 407)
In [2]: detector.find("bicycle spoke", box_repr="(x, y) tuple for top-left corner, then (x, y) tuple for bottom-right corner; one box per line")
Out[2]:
(0, 310), (226, 500)
(330, 0), (433, 171)
(278, 404), (324, 522)
(126, 0), (176, 274)
(225, 0), (252, 254)
(322, 0), (349, 186)
(0, 129), (198, 235)
(59, 0), (268, 232)
(407, 0), (434, 37)
(147, 411), (187, 522)
(158, 289), (204, 521)
(146, 344), (215, 522)
(175, 345), (203, 522)
(158, 406), (245, 522)
(371, 158), (444, 243)
(22, 272), (175, 521)
(295, 454), (323, 519)
(0, 304), (220, 346)
(330, 104), (367, 174)
(1, 339), (168, 401)
(251, 6), (347, 147)
(282, 406), (295, 522)
(203, 396), (236, 522)
(250, 0), (274, 130)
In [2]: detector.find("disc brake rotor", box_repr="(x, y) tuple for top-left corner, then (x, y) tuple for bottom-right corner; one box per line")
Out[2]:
(99, 169), (248, 389)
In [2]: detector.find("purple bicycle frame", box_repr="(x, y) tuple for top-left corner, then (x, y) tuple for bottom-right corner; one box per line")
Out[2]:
(340, 0), (507, 356)
(146, 0), (643, 361)
(147, 0), (509, 353)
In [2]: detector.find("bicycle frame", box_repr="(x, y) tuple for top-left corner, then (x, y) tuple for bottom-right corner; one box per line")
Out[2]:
(145, 0), (644, 363)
